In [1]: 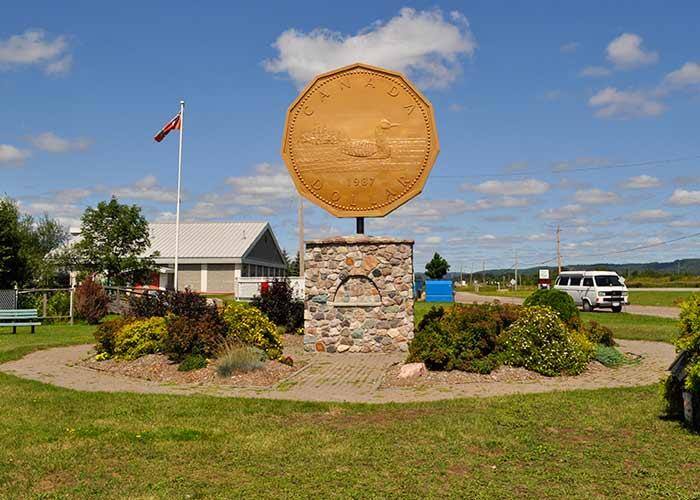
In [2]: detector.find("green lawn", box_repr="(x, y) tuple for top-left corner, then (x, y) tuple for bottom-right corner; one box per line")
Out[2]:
(630, 290), (695, 307)
(0, 318), (696, 498)
(0, 323), (96, 363)
(581, 312), (678, 343)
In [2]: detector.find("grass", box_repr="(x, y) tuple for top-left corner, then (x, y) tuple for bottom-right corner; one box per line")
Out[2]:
(0, 322), (96, 363)
(0, 327), (698, 497)
(630, 290), (695, 307)
(581, 312), (678, 343)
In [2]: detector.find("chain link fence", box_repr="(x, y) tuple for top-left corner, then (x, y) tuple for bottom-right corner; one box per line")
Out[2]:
(0, 290), (18, 310)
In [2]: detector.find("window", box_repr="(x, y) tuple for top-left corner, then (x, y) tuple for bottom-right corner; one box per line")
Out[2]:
(595, 275), (622, 287)
(557, 277), (569, 286)
(569, 276), (582, 286)
(583, 277), (594, 287)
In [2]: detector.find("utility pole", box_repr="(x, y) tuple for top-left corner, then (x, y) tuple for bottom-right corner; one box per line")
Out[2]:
(556, 225), (562, 274)
(514, 251), (519, 291)
(298, 196), (305, 277)
(482, 260), (486, 283)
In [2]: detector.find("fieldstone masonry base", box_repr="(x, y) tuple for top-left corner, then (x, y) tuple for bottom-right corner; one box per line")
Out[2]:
(304, 236), (414, 353)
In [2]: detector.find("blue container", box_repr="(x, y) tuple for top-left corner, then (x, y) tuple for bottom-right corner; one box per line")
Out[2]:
(425, 279), (454, 303)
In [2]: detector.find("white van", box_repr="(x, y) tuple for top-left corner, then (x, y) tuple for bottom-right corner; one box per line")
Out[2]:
(554, 271), (629, 313)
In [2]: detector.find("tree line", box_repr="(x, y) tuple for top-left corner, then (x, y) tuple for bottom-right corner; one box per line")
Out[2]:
(0, 196), (156, 289)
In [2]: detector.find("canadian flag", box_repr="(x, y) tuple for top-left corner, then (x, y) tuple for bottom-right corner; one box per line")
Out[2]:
(153, 114), (181, 142)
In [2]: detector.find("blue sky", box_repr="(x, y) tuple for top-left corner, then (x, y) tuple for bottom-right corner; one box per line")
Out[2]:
(2, 1), (700, 271)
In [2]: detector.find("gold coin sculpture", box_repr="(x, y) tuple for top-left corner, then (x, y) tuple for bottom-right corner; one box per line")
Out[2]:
(281, 63), (440, 218)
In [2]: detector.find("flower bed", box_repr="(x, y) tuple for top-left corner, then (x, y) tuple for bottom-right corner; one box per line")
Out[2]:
(408, 289), (627, 378)
(91, 290), (286, 380)
(82, 335), (306, 387)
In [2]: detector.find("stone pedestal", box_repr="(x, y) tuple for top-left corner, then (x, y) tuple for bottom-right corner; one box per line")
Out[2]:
(303, 236), (414, 353)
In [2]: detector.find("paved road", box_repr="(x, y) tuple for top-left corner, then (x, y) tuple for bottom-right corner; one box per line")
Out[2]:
(0, 340), (675, 403)
(455, 291), (680, 319)
(631, 288), (699, 292)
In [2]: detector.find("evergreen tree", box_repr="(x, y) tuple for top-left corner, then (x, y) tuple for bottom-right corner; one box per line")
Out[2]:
(425, 252), (450, 280)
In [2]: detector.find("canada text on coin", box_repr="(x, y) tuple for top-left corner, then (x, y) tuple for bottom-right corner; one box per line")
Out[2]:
(281, 63), (440, 218)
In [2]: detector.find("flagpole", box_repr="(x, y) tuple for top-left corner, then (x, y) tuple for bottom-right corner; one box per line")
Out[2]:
(174, 100), (185, 291)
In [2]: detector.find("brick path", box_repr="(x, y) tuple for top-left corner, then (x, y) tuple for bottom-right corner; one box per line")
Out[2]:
(0, 339), (675, 404)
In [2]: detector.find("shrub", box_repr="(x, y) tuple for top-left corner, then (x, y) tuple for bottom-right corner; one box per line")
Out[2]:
(215, 342), (266, 377)
(408, 303), (522, 372)
(524, 288), (580, 329)
(584, 321), (615, 346)
(661, 375), (685, 418)
(47, 291), (70, 318)
(129, 289), (209, 320)
(129, 292), (167, 318)
(251, 279), (303, 332)
(113, 317), (167, 360)
(163, 307), (228, 361)
(94, 316), (135, 356)
(677, 293), (700, 354)
(74, 276), (109, 324)
(594, 345), (627, 368)
(221, 303), (282, 359)
(500, 306), (593, 376)
(178, 353), (208, 372)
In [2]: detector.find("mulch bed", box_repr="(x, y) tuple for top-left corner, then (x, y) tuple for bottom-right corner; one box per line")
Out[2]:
(79, 334), (308, 388)
(381, 361), (610, 388)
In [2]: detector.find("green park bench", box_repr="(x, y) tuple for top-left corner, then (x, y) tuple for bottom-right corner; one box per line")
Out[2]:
(0, 309), (41, 334)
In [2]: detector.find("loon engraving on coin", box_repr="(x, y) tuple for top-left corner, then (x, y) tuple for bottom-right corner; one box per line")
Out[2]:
(281, 63), (440, 218)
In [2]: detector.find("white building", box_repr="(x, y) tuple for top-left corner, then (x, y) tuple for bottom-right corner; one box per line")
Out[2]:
(148, 222), (287, 292)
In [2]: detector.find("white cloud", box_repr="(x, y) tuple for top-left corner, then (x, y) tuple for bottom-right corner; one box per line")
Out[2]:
(263, 8), (476, 89)
(621, 175), (662, 189)
(589, 87), (665, 118)
(461, 178), (549, 196)
(539, 204), (587, 220)
(662, 61), (700, 89)
(626, 209), (673, 223)
(574, 188), (621, 204)
(527, 233), (550, 241)
(606, 33), (658, 69)
(18, 199), (83, 227)
(0, 29), (72, 74)
(53, 188), (91, 204)
(389, 198), (467, 220)
(425, 235), (442, 244)
(448, 103), (465, 112)
(670, 219), (700, 228)
(108, 175), (177, 202)
(224, 163), (296, 205)
(185, 202), (240, 220)
(670, 189), (700, 206)
(0, 144), (31, 164)
(560, 42), (579, 54)
(478, 234), (496, 242)
(29, 132), (92, 153)
(579, 66), (611, 77)
(465, 197), (534, 211)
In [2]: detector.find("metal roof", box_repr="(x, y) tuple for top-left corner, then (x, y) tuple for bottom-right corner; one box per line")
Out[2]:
(149, 222), (270, 260)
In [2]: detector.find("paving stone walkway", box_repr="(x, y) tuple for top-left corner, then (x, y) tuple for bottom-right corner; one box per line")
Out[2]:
(0, 339), (675, 404)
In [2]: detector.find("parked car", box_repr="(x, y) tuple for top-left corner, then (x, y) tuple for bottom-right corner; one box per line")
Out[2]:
(554, 271), (629, 313)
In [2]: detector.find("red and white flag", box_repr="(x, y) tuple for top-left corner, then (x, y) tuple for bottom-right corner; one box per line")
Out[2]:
(153, 113), (181, 142)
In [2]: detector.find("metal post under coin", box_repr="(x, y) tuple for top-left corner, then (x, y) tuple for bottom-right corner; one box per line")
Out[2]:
(356, 217), (364, 234)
